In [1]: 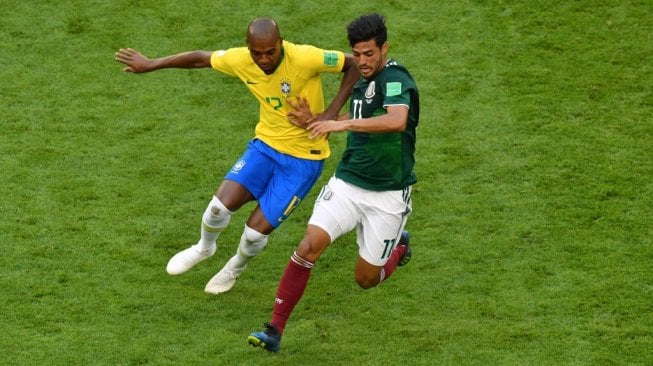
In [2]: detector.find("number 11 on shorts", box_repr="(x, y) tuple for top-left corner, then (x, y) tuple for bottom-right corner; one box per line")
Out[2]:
(381, 238), (396, 260)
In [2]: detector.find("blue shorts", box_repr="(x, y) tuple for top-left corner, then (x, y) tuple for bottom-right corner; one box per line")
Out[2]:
(225, 139), (325, 228)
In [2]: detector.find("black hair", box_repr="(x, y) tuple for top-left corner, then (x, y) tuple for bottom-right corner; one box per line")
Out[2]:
(346, 13), (387, 48)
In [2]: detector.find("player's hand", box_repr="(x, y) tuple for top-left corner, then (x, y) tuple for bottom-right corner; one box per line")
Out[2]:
(115, 48), (152, 73)
(287, 96), (317, 128)
(307, 119), (347, 139)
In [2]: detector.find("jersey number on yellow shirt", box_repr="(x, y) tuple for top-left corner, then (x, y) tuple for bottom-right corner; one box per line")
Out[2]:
(266, 97), (283, 110)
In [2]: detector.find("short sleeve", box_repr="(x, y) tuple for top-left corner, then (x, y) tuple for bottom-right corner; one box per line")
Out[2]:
(210, 48), (243, 77)
(382, 72), (414, 108)
(293, 44), (346, 75)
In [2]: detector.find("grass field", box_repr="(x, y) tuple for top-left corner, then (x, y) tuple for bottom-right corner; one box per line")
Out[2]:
(1, 1), (651, 365)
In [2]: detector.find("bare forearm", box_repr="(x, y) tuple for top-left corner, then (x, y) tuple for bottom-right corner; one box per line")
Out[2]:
(340, 113), (406, 133)
(307, 106), (408, 139)
(116, 48), (213, 73)
(322, 86), (350, 120)
(322, 55), (360, 120)
(148, 51), (213, 70)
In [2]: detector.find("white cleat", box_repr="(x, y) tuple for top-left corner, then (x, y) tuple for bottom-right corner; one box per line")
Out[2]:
(204, 265), (244, 294)
(166, 243), (216, 275)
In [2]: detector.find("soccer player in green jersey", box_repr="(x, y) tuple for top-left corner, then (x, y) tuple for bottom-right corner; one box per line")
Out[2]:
(248, 13), (419, 352)
(115, 18), (359, 294)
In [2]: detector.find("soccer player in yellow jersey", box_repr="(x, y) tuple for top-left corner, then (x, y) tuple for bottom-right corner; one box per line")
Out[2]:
(115, 18), (359, 294)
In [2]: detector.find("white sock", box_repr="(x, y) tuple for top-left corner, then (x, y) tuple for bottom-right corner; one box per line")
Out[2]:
(197, 196), (232, 250)
(229, 226), (269, 270)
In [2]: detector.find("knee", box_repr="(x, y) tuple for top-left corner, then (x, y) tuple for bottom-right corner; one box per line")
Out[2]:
(204, 197), (232, 228)
(354, 258), (382, 289)
(243, 225), (268, 245)
(295, 227), (331, 263)
(295, 238), (323, 263)
(239, 226), (268, 257)
(355, 273), (379, 290)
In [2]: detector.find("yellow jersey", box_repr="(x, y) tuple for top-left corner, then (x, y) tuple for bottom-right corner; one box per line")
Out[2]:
(210, 41), (346, 160)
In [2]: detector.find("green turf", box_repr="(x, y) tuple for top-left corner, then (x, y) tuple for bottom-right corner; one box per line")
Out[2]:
(1, 1), (651, 365)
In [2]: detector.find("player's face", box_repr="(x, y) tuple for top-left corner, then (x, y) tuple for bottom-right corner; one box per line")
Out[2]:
(248, 37), (283, 74)
(352, 39), (388, 79)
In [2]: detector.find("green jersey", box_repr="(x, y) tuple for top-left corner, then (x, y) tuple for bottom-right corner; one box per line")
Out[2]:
(335, 59), (419, 191)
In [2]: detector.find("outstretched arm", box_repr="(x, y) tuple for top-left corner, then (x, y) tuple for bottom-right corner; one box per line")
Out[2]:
(320, 54), (359, 120)
(115, 48), (213, 73)
(307, 105), (409, 139)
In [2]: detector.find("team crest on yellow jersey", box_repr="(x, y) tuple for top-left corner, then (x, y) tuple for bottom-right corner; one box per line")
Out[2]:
(280, 78), (292, 96)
